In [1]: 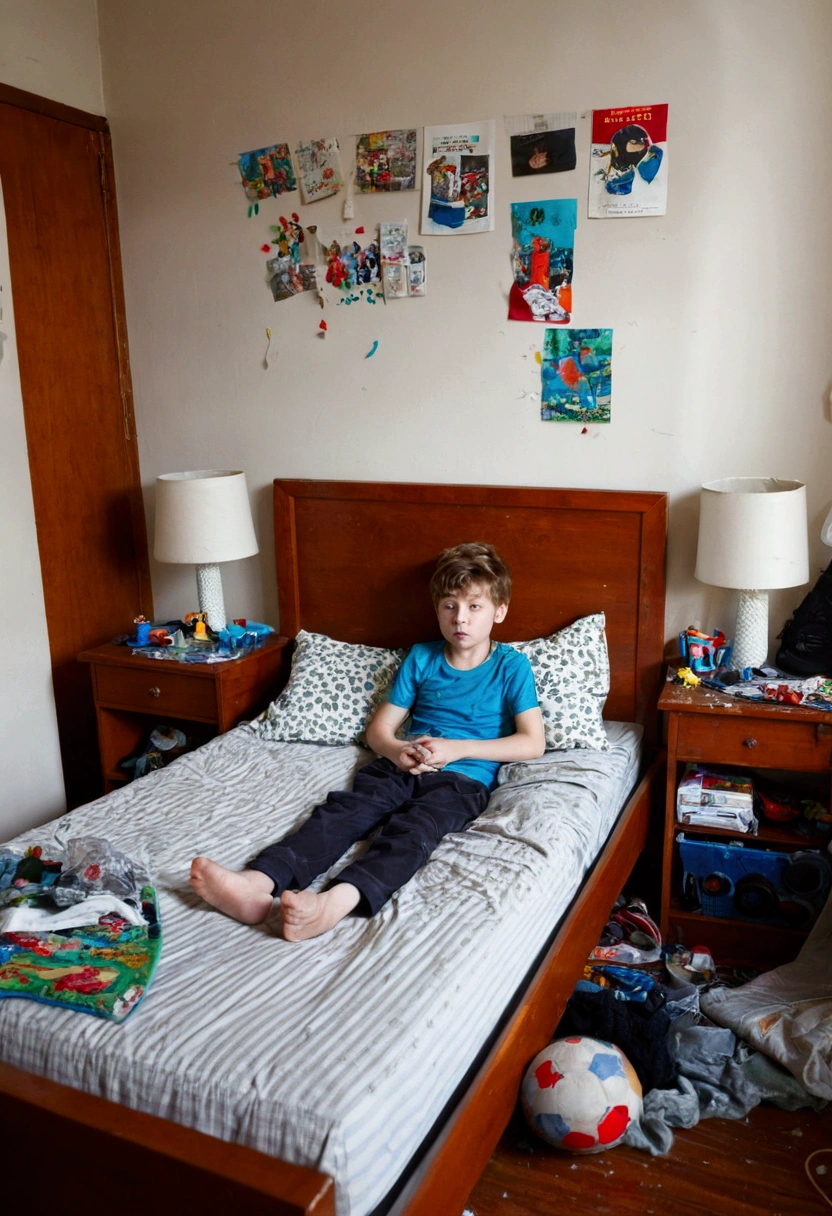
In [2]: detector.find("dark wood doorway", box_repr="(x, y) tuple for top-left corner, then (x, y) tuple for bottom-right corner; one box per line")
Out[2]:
(0, 84), (152, 808)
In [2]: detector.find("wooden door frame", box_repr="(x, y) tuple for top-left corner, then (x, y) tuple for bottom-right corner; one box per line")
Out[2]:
(0, 80), (153, 665)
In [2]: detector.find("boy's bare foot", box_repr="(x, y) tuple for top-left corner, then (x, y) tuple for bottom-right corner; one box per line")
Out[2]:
(280, 883), (361, 941)
(190, 857), (275, 924)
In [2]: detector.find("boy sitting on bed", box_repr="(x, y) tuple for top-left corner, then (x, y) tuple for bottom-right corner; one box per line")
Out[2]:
(190, 542), (545, 940)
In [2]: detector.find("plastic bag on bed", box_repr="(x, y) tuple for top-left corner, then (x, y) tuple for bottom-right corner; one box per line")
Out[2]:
(50, 836), (150, 908)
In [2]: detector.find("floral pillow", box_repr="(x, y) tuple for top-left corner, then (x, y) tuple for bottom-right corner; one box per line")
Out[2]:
(510, 613), (610, 752)
(256, 630), (405, 747)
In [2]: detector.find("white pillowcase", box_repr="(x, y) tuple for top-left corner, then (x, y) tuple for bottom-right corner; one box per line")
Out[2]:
(256, 630), (405, 747)
(510, 613), (610, 751)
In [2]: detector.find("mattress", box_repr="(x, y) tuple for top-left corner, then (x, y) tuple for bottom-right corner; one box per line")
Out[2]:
(0, 720), (642, 1216)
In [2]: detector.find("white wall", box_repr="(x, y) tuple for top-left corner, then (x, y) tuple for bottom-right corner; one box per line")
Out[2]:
(0, 0), (103, 114)
(0, 0), (102, 834)
(100, 0), (832, 648)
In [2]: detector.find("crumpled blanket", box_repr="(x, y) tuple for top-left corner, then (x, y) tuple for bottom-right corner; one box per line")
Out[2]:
(700, 886), (832, 1101)
(624, 1010), (826, 1155)
(0, 838), (161, 1022)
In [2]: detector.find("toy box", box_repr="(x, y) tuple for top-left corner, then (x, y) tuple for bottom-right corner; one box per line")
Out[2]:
(678, 834), (830, 929)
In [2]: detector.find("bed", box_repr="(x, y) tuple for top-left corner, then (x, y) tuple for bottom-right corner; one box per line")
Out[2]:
(1, 479), (667, 1215)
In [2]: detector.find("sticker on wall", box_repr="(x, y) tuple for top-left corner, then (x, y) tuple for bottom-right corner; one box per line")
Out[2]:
(506, 112), (577, 177)
(588, 104), (668, 218)
(421, 120), (495, 236)
(238, 143), (297, 201)
(295, 137), (344, 204)
(355, 130), (417, 192)
(509, 199), (577, 324)
(540, 328), (613, 423)
(377, 222), (426, 300)
(265, 214), (317, 301)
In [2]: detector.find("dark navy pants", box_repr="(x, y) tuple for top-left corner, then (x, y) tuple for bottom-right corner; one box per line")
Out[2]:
(246, 757), (490, 915)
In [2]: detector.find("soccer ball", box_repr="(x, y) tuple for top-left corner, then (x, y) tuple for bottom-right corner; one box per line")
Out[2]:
(520, 1036), (642, 1153)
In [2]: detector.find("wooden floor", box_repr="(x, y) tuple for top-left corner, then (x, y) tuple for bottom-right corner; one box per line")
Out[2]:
(467, 1102), (832, 1215)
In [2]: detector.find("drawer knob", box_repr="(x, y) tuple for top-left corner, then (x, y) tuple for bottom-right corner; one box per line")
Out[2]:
(149, 686), (161, 698)
(742, 736), (758, 748)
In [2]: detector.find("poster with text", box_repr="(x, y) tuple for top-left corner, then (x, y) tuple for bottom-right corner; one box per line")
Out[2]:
(588, 104), (668, 218)
(421, 120), (495, 235)
(540, 328), (613, 423)
(509, 199), (577, 323)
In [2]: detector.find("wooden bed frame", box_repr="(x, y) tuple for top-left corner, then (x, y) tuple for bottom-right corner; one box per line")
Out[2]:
(2, 479), (667, 1216)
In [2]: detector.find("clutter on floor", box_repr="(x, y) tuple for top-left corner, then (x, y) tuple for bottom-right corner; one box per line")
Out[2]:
(519, 887), (829, 1160)
(0, 836), (161, 1021)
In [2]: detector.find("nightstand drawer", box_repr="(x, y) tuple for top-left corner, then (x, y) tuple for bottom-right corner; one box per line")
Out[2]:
(93, 663), (218, 720)
(675, 713), (832, 771)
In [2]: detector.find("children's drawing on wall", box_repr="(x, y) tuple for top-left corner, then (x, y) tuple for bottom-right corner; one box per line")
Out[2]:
(540, 328), (613, 423)
(238, 143), (297, 200)
(509, 199), (577, 324)
(324, 234), (381, 303)
(265, 214), (317, 301)
(295, 137), (344, 204)
(421, 121), (496, 235)
(355, 130), (417, 192)
(506, 112), (577, 177)
(378, 222), (426, 299)
(588, 104), (668, 218)
(407, 246), (426, 296)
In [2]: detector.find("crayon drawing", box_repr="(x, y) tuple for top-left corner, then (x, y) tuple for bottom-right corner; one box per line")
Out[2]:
(540, 328), (613, 423)
(238, 143), (296, 201)
(295, 137), (344, 204)
(355, 130), (417, 192)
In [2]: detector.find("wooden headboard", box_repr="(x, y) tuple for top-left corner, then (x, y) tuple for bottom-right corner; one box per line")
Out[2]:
(273, 480), (667, 739)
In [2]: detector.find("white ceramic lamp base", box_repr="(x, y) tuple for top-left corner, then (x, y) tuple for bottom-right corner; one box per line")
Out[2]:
(195, 563), (227, 631)
(731, 588), (769, 671)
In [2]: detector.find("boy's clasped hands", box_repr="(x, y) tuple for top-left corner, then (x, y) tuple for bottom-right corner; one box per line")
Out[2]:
(396, 737), (458, 774)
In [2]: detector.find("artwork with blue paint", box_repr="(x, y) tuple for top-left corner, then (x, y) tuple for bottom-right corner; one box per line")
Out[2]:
(238, 143), (296, 201)
(540, 328), (613, 424)
(588, 104), (668, 218)
(509, 199), (576, 324)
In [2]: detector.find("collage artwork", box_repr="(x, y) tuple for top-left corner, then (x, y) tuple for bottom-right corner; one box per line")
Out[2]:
(237, 104), (668, 422)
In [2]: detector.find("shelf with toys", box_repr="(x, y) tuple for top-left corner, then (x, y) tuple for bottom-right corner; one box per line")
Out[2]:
(659, 667), (832, 970)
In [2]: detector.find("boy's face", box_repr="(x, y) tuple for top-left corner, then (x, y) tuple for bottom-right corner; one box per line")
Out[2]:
(435, 583), (507, 657)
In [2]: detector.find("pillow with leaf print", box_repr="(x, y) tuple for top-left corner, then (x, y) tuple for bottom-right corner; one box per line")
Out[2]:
(256, 630), (406, 747)
(509, 613), (610, 752)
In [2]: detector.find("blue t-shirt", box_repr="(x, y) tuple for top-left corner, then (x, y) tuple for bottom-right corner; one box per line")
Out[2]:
(388, 640), (539, 791)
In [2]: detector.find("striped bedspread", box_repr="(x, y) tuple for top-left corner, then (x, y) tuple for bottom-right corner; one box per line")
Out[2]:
(0, 721), (641, 1216)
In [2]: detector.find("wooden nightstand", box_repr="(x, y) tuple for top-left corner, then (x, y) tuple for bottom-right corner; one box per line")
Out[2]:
(659, 680), (832, 969)
(80, 635), (290, 793)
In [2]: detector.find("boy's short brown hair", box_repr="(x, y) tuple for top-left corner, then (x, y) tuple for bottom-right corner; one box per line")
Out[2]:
(430, 542), (511, 607)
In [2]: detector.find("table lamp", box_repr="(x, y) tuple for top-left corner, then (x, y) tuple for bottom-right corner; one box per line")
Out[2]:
(154, 470), (259, 631)
(694, 477), (809, 671)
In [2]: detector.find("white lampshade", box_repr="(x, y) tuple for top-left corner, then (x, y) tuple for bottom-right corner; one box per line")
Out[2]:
(695, 477), (809, 590)
(695, 477), (809, 670)
(154, 471), (258, 630)
(155, 470), (258, 564)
